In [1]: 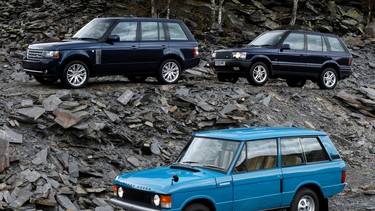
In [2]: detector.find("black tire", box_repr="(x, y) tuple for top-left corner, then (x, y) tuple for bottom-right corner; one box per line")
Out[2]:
(183, 203), (210, 211)
(290, 188), (320, 211)
(127, 76), (147, 83)
(157, 59), (181, 84)
(247, 62), (269, 86)
(217, 74), (239, 83)
(34, 76), (59, 85)
(61, 61), (89, 88)
(286, 79), (306, 87)
(318, 67), (337, 89)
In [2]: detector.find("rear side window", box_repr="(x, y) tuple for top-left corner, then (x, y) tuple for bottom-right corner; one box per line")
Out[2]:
(307, 34), (323, 51)
(283, 33), (305, 50)
(281, 138), (304, 167)
(327, 37), (345, 52)
(167, 23), (188, 41)
(300, 137), (329, 163)
(111, 22), (137, 41)
(141, 22), (165, 41)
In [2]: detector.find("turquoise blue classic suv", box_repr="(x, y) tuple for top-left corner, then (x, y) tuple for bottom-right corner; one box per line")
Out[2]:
(110, 127), (346, 211)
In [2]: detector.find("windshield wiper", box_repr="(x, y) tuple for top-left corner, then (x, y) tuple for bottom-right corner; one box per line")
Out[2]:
(181, 161), (199, 164)
(72, 37), (98, 41)
(170, 163), (200, 172)
(201, 165), (225, 171)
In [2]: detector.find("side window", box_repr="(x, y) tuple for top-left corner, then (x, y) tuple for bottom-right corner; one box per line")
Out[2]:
(281, 138), (304, 167)
(300, 137), (329, 163)
(307, 34), (323, 51)
(327, 37), (345, 52)
(234, 139), (277, 173)
(167, 23), (188, 40)
(111, 22), (137, 41)
(140, 22), (165, 41)
(283, 33), (305, 50)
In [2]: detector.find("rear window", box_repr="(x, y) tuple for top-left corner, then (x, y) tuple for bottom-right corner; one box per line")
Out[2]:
(300, 137), (329, 163)
(167, 23), (188, 41)
(327, 37), (346, 52)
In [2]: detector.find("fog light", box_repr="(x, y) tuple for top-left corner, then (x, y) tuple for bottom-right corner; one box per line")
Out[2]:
(153, 194), (160, 206)
(44, 70), (48, 74)
(233, 67), (240, 71)
(118, 187), (124, 197)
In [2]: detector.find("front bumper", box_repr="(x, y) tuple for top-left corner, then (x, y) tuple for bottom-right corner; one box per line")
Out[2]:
(210, 59), (252, 74)
(109, 198), (160, 211)
(22, 58), (61, 77)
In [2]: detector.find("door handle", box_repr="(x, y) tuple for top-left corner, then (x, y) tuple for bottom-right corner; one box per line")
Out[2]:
(131, 45), (138, 49)
(161, 45), (167, 49)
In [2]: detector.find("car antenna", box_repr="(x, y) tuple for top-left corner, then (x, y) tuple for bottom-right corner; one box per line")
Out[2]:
(171, 174), (179, 186)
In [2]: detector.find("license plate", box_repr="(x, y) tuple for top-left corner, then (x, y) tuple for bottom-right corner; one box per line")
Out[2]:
(215, 61), (226, 66)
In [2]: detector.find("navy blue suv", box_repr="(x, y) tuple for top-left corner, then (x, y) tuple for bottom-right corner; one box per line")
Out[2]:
(22, 17), (200, 88)
(211, 30), (352, 89)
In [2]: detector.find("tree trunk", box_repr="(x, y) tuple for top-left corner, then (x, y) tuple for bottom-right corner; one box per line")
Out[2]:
(166, 0), (171, 19)
(210, 0), (217, 27)
(218, 0), (225, 25)
(151, 0), (157, 18)
(289, 0), (299, 26)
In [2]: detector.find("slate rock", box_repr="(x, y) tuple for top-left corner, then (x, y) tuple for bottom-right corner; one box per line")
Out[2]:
(17, 107), (45, 120)
(56, 195), (77, 211)
(32, 147), (48, 165)
(69, 160), (79, 178)
(53, 109), (84, 129)
(21, 169), (42, 183)
(20, 99), (33, 107)
(43, 95), (62, 111)
(0, 128), (23, 144)
(9, 188), (33, 209)
(0, 139), (9, 173)
(117, 90), (134, 105)
(104, 110), (120, 122)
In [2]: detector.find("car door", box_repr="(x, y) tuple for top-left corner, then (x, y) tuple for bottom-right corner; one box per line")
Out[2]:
(305, 34), (329, 77)
(276, 32), (306, 75)
(137, 21), (168, 73)
(100, 21), (139, 74)
(232, 139), (282, 211)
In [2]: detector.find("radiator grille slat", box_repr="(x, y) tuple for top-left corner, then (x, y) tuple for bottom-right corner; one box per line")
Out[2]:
(27, 49), (43, 61)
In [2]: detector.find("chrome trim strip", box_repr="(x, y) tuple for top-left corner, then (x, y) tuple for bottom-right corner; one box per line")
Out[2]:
(109, 198), (160, 211)
(24, 69), (43, 73)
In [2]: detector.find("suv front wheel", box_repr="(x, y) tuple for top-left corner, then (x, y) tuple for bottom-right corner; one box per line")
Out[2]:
(157, 59), (181, 84)
(247, 62), (269, 86)
(62, 61), (89, 88)
(318, 68), (337, 89)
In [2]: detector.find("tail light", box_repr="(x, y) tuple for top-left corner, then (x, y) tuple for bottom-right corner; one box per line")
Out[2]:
(341, 170), (346, 183)
(348, 58), (353, 66)
(194, 47), (199, 57)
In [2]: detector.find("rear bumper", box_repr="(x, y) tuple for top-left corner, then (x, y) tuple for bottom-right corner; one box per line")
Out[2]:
(339, 66), (353, 79)
(184, 57), (200, 70)
(22, 59), (61, 77)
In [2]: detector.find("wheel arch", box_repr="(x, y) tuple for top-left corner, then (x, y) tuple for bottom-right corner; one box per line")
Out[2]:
(160, 54), (184, 70)
(293, 183), (326, 206)
(61, 55), (93, 77)
(249, 55), (273, 75)
(321, 62), (340, 79)
(182, 198), (217, 211)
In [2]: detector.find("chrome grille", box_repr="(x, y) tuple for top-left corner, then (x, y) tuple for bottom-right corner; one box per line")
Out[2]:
(216, 52), (232, 59)
(119, 186), (157, 208)
(27, 49), (43, 61)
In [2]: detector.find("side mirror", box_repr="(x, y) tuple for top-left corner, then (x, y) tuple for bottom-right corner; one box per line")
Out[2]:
(281, 44), (291, 51)
(107, 35), (120, 42)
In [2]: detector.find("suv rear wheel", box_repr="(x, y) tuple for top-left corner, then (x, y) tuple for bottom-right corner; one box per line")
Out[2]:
(286, 79), (306, 87)
(290, 188), (319, 211)
(247, 62), (269, 86)
(318, 68), (337, 89)
(62, 61), (89, 88)
(217, 74), (239, 83)
(157, 59), (181, 84)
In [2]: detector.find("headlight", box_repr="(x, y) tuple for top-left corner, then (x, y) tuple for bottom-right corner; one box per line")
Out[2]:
(212, 52), (216, 59)
(118, 187), (124, 198)
(232, 52), (247, 60)
(42, 50), (60, 59)
(153, 194), (160, 206)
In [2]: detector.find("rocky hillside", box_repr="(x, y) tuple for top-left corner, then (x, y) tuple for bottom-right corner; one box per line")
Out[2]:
(0, 0), (375, 210)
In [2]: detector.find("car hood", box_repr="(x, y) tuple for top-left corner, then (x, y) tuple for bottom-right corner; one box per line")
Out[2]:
(114, 166), (221, 194)
(27, 40), (100, 51)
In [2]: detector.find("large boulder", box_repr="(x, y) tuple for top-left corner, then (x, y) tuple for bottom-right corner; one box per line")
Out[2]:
(365, 22), (375, 37)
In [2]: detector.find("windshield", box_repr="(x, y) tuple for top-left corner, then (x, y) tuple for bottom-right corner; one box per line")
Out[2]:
(73, 19), (113, 40)
(248, 31), (285, 47)
(177, 137), (240, 172)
